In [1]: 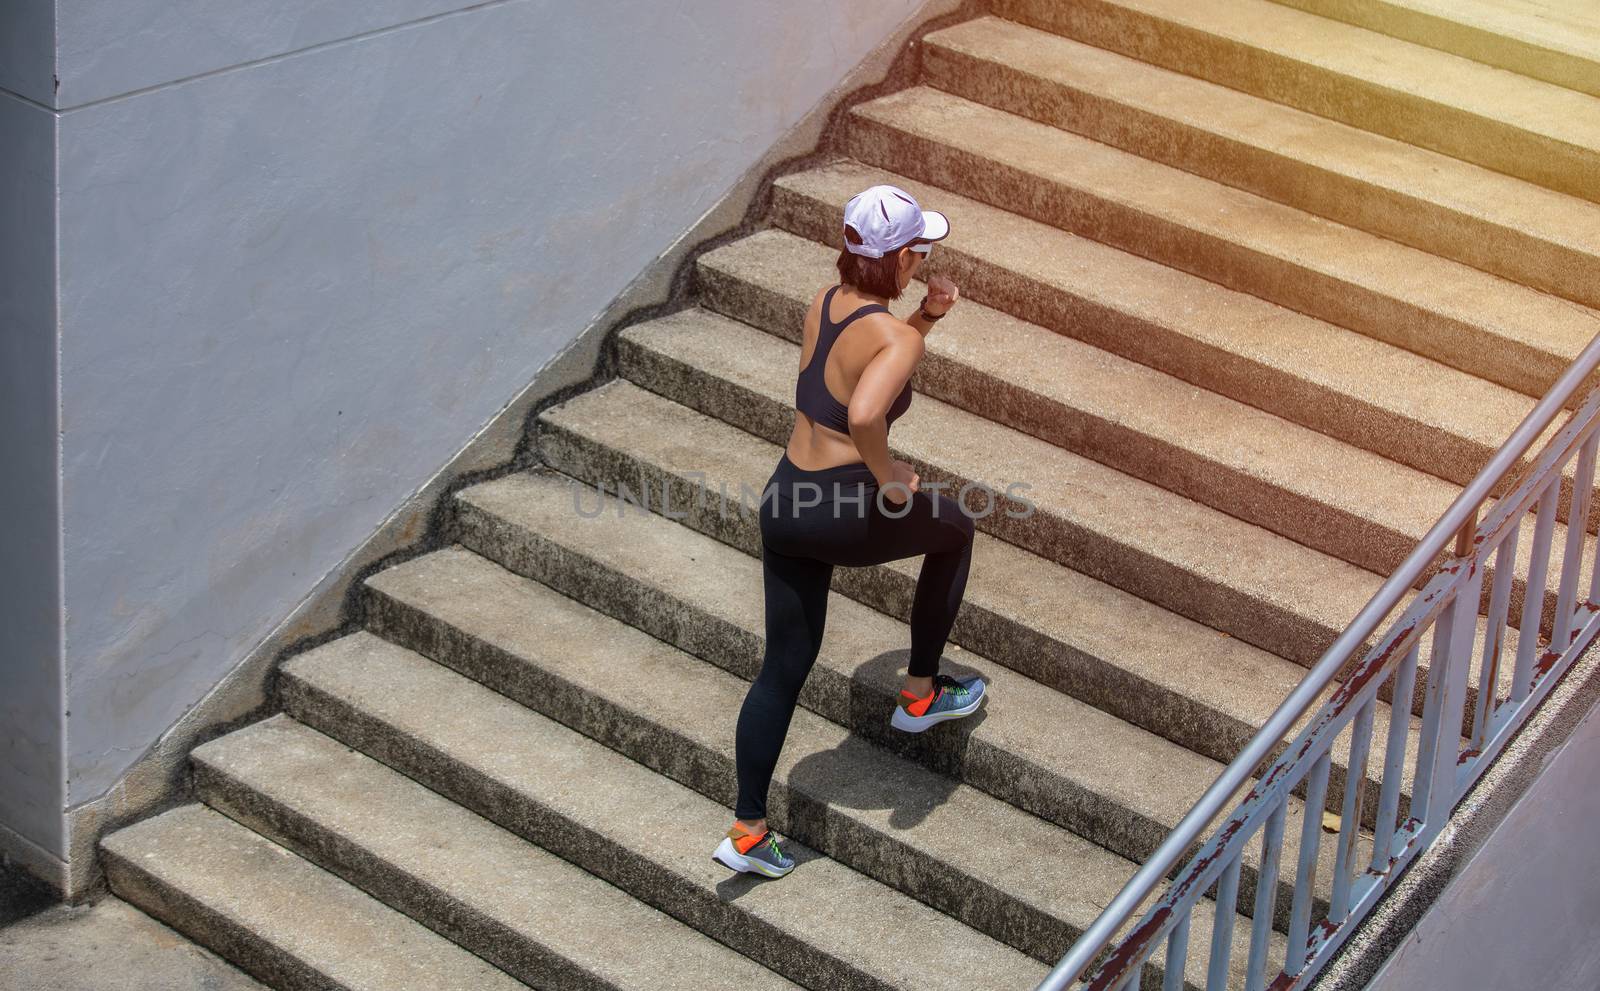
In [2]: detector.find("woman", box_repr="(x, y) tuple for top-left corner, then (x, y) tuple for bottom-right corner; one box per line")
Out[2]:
(712, 184), (985, 879)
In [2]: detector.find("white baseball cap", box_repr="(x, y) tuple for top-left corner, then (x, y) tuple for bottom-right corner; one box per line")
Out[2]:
(842, 184), (950, 258)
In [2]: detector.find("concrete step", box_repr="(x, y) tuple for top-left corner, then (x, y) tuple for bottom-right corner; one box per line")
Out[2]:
(277, 632), (1079, 990)
(916, 16), (1600, 321)
(617, 283), (1566, 674)
(561, 357), (1369, 672)
(1271, 0), (1600, 98)
(989, 0), (1600, 203)
(528, 376), (1514, 738)
(699, 226), (1454, 579)
(352, 545), (1307, 958)
(849, 78), (1600, 393)
(189, 715), (803, 991)
(767, 158), (1550, 499)
(769, 157), (1600, 579)
(99, 804), (530, 991)
(450, 464), (1415, 843)
(690, 228), (1586, 662)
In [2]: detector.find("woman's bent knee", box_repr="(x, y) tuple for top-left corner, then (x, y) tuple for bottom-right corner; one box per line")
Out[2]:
(930, 492), (975, 544)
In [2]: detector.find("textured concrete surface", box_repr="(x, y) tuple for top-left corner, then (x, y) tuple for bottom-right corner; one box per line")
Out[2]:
(192, 716), (802, 991)
(0, 861), (58, 928)
(921, 14), (1600, 319)
(279, 633), (1052, 991)
(454, 463), (1419, 828)
(765, 160), (1597, 621)
(769, 159), (1547, 493)
(449, 467), (1384, 937)
(992, 0), (1600, 202)
(845, 83), (1600, 387)
(548, 372), (1376, 674)
(698, 227), (1458, 577)
(467, 452), (1421, 817)
(684, 230), (1580, 679)
(101, 804), (528, 991)
(0, 896), (267, 991)
(1273, 0), (1600, 97)
(534, 373), (1530, 732)
(368, 537), (1318, 941)
(458, 463), (1333, 782)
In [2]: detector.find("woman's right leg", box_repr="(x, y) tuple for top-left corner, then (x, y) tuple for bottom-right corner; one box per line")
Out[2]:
(814, 486), (977, 680)
(898, 494), (975, 679)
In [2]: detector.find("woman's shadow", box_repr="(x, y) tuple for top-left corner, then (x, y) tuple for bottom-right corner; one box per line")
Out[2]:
(714, 649), (992, 902)
(788, 648), (991, 831)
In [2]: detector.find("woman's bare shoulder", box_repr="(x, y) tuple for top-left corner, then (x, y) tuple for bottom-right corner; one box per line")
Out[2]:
(862, 305), (921, 341)
(853, 311), (923, 367)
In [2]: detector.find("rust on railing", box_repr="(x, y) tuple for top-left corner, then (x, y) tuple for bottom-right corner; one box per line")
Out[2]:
(1038, 329), (1600, 991)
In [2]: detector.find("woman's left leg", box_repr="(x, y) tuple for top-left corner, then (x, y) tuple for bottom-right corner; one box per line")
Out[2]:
(732, 541), (834, 824)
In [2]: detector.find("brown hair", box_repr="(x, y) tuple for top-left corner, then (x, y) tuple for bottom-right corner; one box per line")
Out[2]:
(836, 225), (923, 300)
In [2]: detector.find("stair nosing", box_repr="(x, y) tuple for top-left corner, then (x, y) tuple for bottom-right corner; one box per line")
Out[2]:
(190, 715), (803, 991)
(279, 631), (1066, 990)
(842, 80), (1600, 367)
(766, 157), (1542, 489)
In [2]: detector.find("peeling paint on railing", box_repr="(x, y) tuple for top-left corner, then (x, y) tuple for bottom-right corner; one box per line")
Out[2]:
(1038, 332), (1600, 991)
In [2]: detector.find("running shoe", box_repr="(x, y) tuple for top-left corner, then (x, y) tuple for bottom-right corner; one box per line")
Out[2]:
(712, 821), (796, 878)
(890, 672), (986, 733)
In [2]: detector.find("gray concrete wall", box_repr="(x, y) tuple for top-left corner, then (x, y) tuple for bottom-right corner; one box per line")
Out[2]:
(1363, 691), (1600, 991)
(52, 2), (475, 108)
(1, 0), (928, 877)
(0, 0), (55, 105)
(0, 90), (64, 870)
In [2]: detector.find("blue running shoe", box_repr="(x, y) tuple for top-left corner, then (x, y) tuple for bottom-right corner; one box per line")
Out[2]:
(890, 672), (986, 733)
(712, 822), (795, 879)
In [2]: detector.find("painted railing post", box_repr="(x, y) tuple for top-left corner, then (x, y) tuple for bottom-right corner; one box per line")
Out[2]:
(1285, 753), (1331, 976)
(1205, 855), (1243, 991)
(1554, 432), (1599, 650)
(1243, 802), (1287, 991)
(1425, 569), (1483, 836)
(1369, 642), (1419, 874)
(1473, 529), (1520, 748)
(1513, 482), (1560, 704)
(1162, 909), (1191, 991)
(1329, 699), (1374, 921)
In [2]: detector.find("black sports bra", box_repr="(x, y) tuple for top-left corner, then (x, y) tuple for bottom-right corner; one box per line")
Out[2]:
(794, 284), (913, 435)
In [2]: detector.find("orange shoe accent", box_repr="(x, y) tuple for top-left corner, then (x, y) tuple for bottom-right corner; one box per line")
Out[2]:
(736, 832), (767, 854)
(728, 822), (769, 854)
(899, 685), (941, 717)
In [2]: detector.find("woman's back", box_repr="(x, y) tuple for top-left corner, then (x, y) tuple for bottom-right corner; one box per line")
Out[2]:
(793, 283), (914, 448)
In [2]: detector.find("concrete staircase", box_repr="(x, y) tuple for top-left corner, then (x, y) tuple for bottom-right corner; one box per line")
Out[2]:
(100, 2), (1600, 989)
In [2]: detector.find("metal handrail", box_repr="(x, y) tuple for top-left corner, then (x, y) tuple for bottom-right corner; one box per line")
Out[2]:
(1040, 327), (1600, 991)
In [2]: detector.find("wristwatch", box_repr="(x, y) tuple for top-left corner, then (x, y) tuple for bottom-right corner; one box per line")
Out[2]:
(917, 296), (945, 322)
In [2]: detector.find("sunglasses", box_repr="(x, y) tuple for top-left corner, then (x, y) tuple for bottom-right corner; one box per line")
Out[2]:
(909, 242), (933, 256)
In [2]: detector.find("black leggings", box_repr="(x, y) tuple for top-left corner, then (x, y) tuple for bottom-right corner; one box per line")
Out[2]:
(734, 452), (976, 820)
